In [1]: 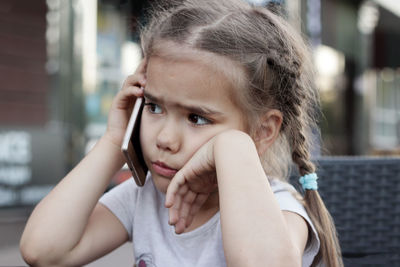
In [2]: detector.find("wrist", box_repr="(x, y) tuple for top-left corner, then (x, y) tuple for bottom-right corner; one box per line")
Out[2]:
(96, 134), (126, 169)
(213, 130), (263, 183)
(103, 129), (123, 148)
(102, 132), (123, 152)
(213, 130), (256, 157)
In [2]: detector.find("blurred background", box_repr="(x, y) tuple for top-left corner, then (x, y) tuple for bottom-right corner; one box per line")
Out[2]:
(0, 0), (399, 265)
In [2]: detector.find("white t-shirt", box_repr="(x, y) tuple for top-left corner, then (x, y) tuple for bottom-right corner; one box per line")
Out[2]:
(99, 174), (320, 267)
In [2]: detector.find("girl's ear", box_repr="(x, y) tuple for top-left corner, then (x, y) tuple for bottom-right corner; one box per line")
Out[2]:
(254, 109), (283, 155)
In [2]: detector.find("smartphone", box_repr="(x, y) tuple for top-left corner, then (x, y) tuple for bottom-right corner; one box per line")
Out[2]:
(121, 97), (148, 186)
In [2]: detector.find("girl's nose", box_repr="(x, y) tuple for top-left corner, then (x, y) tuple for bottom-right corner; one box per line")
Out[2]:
(156, 120), (181, 153)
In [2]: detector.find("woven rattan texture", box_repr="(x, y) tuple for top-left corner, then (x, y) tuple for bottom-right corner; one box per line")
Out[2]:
(290, 157), (400, 265)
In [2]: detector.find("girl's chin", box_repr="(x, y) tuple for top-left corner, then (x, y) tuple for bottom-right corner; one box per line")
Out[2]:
(151, 173), (171, 194)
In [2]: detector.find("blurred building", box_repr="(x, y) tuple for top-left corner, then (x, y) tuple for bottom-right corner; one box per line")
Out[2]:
(1, 0), (399, 208)
(314, 0), (400, 156)
(0, 0), (64, 207)
(0, 0), (148, 208)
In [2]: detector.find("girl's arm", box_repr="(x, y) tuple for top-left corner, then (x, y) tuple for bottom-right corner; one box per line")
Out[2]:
(214, 131), (307, 267)
(20, 136), (128, 266)
(20, 61), (147, 266)
(166, 130), (308, 267)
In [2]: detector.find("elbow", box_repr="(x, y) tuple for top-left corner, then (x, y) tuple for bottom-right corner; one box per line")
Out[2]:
(268, 249), (302, 267)
(280, 246), (302, 267)
(20, 246), (59, 267)
(275, 242), (303, 267)
(20, 226), (41, 266)
(20, 236), (60, 267)
(270, 242), (302, 267)
(20, 238), (40, 266)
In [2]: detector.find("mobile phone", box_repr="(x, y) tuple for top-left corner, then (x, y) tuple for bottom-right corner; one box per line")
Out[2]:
(121, 97), (148, 186)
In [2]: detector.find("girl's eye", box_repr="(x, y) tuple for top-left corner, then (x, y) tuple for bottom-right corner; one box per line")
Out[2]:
(188, 114), (211, 126)
(145, 103), (162, 114)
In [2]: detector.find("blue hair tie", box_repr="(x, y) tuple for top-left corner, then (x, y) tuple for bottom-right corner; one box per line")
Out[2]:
(299, 173), (318, 190)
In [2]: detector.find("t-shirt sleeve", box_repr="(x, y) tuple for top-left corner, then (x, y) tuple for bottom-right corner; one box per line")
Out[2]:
(99, 178), (138, 240)
(270, 179), (320, 267)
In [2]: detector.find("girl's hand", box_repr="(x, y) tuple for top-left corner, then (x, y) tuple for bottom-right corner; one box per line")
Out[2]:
(104, 59), (147, 148)
(165, 137), (218, 234)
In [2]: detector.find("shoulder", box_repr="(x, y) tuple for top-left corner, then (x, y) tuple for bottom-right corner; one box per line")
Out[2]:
(100, 173), (156, 204)
(269, 179), (305, 213)
(269, 179), (320, 266)
(99, 173), (158, 239)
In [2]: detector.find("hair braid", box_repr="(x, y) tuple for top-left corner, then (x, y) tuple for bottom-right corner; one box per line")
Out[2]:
(260, 31), (343, 266)
(289, 101), (315, 176)
(280, 61), (343, 266)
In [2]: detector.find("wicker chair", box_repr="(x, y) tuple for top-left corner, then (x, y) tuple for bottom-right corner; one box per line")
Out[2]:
(291, 156), (400, 266)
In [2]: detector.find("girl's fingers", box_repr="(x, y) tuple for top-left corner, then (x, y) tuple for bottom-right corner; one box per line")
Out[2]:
(124, 85), (144, 99)
(119, 86), (144, 99)
(113, 86), (144, 110)
(175, 218), (186, 234)
(115, 85), (143, 101)
(168, 184), (188, 225)
(165, 171), (187, 207)
(123, 74), (146, 89)
(179, 191), (196, 224)
(185, 214), (194, 228)
(191, 194), (208, 216)
(169, 190), (208, 232)
(168, 186), (196, 230)
(185, 194), (208, 227)
(169, 196), (181, 225)
(165, 140), (217, 233)
(123, 59), (147, 88)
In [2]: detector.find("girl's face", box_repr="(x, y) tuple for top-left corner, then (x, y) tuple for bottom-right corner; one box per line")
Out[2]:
(140, 55), (248, 193)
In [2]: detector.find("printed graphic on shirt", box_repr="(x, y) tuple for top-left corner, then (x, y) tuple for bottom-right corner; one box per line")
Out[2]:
(136, 253), (156, 267)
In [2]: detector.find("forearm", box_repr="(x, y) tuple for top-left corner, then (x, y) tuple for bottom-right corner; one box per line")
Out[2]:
(214, 132), (300, 267)
(20, 135), (125, 261)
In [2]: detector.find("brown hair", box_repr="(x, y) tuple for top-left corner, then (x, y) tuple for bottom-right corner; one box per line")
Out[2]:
(141, 0), (343, 266)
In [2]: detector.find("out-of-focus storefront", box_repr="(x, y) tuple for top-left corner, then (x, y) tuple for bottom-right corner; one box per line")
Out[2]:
(318, 0), (400, 155)
(0, 0), (65, 207)
(0, 0), (147, 208)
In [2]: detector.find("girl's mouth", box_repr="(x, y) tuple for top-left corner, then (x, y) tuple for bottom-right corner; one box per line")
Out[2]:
(152, 161), (178, 178)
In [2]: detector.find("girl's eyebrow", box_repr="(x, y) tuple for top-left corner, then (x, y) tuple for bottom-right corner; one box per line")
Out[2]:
(143, 91), (222, 116)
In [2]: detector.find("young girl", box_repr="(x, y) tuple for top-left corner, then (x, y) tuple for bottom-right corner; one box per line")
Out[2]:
(20, 0), (343, 266)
